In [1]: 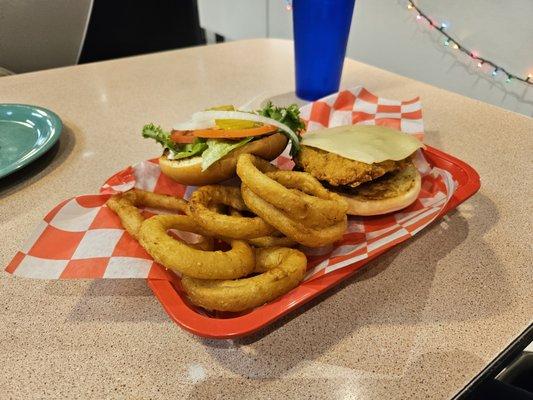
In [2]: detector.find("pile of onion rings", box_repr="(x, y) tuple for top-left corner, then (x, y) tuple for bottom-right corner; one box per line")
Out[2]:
(106, 188), (307, 311)
(106, 154), (348, 311)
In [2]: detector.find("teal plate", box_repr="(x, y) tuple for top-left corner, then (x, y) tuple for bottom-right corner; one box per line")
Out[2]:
(0, 104), (62, 178)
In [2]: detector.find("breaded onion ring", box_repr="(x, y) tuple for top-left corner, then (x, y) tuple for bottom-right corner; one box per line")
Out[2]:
(227, 208), (295, 248)
(122, 189), (189, 211)
(236, 154), (347, 224)
(188, 185), (275, 239)
(181, 247), (307, 312)
(265, 170), (348, 226)
(247, 234), (297, 248)
(139, 214), (255, 279)
(241, 184), (347, 248)
(106, 189), (188, 239)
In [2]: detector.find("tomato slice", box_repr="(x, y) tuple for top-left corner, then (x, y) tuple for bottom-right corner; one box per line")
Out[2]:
(192, 124), (277, 139)
(170, 130), (196, 144)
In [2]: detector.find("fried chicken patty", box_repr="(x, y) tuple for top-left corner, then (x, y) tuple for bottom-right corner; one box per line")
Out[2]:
(339, 164), (418, 200)
(294, 145), (412, 188)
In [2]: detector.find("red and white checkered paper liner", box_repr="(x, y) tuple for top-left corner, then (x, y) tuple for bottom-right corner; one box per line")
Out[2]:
(6, 87), (456, 282)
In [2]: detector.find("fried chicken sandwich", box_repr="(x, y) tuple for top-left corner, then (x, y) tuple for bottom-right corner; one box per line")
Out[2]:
(295, 125), (424, 216)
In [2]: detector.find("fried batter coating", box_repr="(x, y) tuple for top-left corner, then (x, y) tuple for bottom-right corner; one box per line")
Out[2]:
(139, 214), (255, 280)
(182, 247), (307, 312)
(295, 145), (411, 188)
(342, 163), (419, 200)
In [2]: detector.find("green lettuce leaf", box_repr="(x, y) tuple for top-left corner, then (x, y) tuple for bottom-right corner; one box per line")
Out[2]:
(257, 102), (305, 155)
(142, 123), (180, 153)
(142, 123), (207, 159)
(170, 139), (208, 160)
(257, 102), (305, 134)
(201, 137), (254, 171)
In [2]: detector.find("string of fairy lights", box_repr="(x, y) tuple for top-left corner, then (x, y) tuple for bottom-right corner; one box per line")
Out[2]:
(283, 0), (532, 86)
(405, 1), (532, 85)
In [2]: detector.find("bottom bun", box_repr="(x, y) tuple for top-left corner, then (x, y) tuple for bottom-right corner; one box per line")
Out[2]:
(342, 164), (421, 216)
(159, 133), (288, 186)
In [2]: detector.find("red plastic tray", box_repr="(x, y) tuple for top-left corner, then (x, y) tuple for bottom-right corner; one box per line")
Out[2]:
(147, 146), (480, 339)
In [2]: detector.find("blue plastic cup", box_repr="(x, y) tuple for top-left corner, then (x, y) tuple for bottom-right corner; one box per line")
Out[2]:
(293, 0), (356, 101)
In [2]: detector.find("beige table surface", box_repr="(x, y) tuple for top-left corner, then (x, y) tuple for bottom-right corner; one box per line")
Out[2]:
(0, 39), (531, 400)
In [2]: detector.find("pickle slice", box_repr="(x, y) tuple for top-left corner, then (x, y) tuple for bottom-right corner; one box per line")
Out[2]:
(208, 105), (235, 111)
(207, 105), (262, 130)
(215, 119), (261, 130)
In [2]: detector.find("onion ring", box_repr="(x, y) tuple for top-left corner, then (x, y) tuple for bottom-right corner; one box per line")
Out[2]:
(227, 208), (295, 247)
(121, 189), (188, 211)
(241, 184), (347, 248)
(247, 234), (297, 248)
(138, 214), (255, 279)
(106, 189), (188, 239)
(181, 247), (307, 312)
(188, 185), (275, 239)
(265, 170), (347, 226)
(236, 154), (347, 225)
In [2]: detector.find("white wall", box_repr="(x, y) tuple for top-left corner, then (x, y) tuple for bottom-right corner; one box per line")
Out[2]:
(198, 0), (533, 116)
(198, 0), (268, 39)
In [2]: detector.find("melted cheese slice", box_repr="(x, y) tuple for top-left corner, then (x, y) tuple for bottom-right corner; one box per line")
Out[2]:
(301, 125), (424, 164)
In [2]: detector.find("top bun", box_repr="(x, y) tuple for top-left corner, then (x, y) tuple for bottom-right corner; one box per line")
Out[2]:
(159, 132), (288, 186)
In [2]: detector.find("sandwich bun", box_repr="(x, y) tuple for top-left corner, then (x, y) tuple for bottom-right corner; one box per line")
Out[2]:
(342, 164), (421, 216)
(159, 132), (288, 186)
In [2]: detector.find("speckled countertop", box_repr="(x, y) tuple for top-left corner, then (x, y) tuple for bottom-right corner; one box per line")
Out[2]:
(0, 39), (531, 400)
